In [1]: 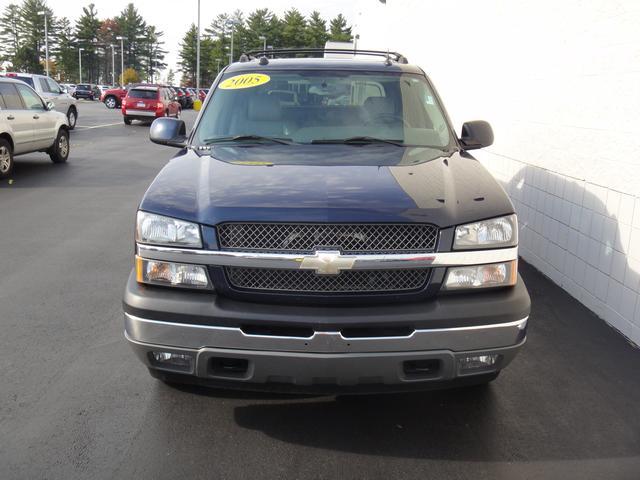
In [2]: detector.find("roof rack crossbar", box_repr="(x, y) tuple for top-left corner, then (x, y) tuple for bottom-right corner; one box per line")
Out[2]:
(244, 48), (409, 64)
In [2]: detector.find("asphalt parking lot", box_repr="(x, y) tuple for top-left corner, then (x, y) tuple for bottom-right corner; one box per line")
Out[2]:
(1, 101), (639, 480)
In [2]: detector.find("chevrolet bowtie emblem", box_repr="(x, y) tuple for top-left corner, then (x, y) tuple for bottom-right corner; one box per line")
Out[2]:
(299, 250), (356, 275)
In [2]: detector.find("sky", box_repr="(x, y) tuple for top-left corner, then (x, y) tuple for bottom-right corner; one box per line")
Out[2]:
(42, 0), (358, 80)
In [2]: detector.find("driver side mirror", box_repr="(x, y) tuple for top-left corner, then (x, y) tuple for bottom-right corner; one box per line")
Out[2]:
(45, 101), (55, 111)
(150, 117), (188, 148)
(459, 120), (494, 150)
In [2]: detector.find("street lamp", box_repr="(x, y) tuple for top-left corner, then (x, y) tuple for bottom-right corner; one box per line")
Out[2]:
(225, 21), (237, 64)
(116, 36), (126, 86)
(196, 0), (201, 90)
(215, 58), (221, 75)
(37, 10), (49, 76)
(110, 45), (116, 85)
(78, 48), (84, 83)
(258, 35), (266, 51)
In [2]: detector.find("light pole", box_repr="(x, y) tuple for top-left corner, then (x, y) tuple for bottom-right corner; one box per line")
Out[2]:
(225, 21), (237, 64)
(78, 48), (84, 83)
(196, 0), (201, 90)
(216, 58), (221, 75)
(37, 10), (49, 76)
(110, 45), (116, 85)
(116, 36), (126, 86)
(259, 35), (266, 51)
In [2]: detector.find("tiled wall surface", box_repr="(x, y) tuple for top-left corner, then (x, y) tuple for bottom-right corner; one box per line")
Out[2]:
(356, 0), (640, 347)
(480, 153), (640, 346)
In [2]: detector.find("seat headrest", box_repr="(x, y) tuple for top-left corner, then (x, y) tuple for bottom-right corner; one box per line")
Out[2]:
(363, 96), (395, 116)
(248, 95), (282, 121)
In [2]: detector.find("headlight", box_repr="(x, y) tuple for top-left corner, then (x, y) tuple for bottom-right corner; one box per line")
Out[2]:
(454, 214), (517, 249)
(443, 260), (517, 290)
(136, 211), (202, 248)
(136, 256), (212, 289)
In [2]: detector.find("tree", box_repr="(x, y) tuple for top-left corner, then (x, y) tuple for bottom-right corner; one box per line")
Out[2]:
(329, 14), (352, 42)
(281, 9), (306, 48)
(121, 67), (139, 84)
(116, 3), (147, 73)
(306, 11), (328, 48)
(0, 4), (22, 67)
(166, 68), (175, 85)
(177, 24), (197, 86)
(75, 4), (101, 82)
(54, 17), (77, 81)
(16, 0), (56, 74)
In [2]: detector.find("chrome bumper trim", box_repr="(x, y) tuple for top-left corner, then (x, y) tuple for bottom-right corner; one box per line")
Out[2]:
(136, 244), (519, 271)
(125, 313), (528, 353)
(125, 110), (156, 116)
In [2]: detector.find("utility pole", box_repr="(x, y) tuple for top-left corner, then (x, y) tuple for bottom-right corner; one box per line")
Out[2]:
(196, 0), (201, 90)
(78, 48), (84, 83)
(259, 35), (266, 51)
(38, 11), (49, 76)
(116, 36), (126, 85)
(216, 58), (221, 75)
(110, 45), (116, 85)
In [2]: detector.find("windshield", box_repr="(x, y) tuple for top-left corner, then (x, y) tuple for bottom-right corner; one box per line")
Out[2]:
(194, 71), (452, 148)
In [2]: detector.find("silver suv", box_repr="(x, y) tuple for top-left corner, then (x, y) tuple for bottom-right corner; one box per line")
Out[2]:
(3, 73), (78, 130)
(0, 77), (70, 178)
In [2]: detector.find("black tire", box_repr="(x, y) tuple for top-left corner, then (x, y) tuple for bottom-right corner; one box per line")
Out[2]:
(66, 107), (77, 130)
(49, 128), (70, 164)
(175, 108), (181, 119)
(124, 116), (132, 125)
(104, 96), (118, 109)
(0, 138), (14, 178)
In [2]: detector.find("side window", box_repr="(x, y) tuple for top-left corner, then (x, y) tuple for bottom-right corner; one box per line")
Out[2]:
(38, 77), (52, 93)
(0, 83), (24, 109)
(47, 78), (61, 93)
(15, 84), (44, 110)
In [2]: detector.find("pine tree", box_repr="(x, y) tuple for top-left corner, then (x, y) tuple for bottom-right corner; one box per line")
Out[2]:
(281, 9), (307, 48)
(178, 24), (198, 86)
(329, 14), (352, 42)
(306, 11), (329, 48)
(116, 3), (147, 73)
(18, 0), (56, 74)
(54, 17), (77, 81)
(0, 4), (21, 67)
(75, 4), (101, 82)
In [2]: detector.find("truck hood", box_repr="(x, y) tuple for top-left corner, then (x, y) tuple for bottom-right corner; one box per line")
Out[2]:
(139, 145), (514, 227)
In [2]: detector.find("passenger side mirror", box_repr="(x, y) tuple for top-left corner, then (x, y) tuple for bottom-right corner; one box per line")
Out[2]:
(46, 101), (55, 111)
(459, 120), (494, 150)
(150, 117), (188, 148)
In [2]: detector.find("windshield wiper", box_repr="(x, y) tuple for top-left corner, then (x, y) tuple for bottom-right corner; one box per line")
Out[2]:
(203, 135), (292, 145)
(310, 136), (405, 146)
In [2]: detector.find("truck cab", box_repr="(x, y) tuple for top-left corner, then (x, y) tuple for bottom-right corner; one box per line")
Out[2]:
(123, 49), (530, 393)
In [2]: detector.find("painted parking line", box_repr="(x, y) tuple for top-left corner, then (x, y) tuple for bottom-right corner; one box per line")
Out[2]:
(75, 122), (122, 130)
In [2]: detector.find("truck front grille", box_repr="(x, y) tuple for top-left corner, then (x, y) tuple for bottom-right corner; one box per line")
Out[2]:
(225, 267), (430, 294)
(217, 223), (438, 254)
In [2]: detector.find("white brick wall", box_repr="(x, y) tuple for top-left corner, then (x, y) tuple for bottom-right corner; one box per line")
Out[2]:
(356, 0), (640, 345)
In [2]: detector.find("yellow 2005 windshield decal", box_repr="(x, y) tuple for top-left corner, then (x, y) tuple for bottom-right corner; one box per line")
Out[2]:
(219, 73), (270, 90)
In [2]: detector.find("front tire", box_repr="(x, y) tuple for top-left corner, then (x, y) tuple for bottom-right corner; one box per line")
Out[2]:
(104, 96), (117, 109)
(66, 107), (77, 130)
(49, 129), (70, 164)
(0, 138), (14, 178)
(123, 116), (132, 125)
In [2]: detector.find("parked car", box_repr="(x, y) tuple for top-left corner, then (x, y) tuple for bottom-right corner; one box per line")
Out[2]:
(198, 88), (209, 102)
(125, 49), (530, 393)
(73, 84), (99, 100)
(121, 85), (181, 125)
(101, 84), (132, 109)
(61, 83), (76, 96)
(2, 73), (78, 130)
(0, 77), (70, 178)
(171, 86), (189, 109)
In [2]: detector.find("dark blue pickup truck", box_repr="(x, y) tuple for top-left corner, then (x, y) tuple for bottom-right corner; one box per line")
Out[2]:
(123, 49), (530, 393)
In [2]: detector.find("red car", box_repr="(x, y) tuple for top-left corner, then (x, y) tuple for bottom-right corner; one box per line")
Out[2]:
(101, 85), (130, 109)
(198, 88), (209, 102)
(122, 85), (181, 125)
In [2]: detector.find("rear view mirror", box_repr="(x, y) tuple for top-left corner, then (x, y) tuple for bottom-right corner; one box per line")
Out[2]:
(150, 117), (188, 148)
(459, 120), (494, 150)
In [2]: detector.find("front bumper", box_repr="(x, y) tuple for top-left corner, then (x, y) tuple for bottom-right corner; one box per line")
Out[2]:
(124, 271), (529, 392)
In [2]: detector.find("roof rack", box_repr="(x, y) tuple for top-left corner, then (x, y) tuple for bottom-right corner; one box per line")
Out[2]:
(244, 48), (409, 64)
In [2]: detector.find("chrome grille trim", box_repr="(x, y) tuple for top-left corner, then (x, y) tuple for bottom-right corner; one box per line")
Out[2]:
(225, 267), (430, 293)
(217, 223), (438, 254)
(136, 244), (519, 270)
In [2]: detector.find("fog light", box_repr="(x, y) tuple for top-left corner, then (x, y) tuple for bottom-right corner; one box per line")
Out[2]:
(458, 354), (500, 373)
(149, 351), (194, 372)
